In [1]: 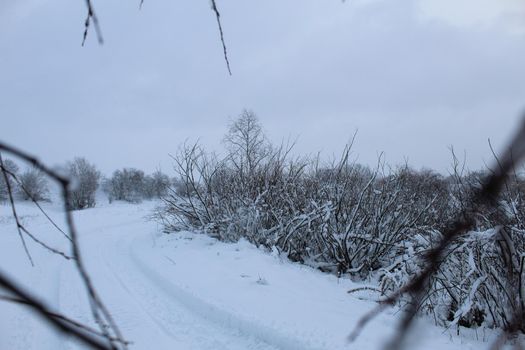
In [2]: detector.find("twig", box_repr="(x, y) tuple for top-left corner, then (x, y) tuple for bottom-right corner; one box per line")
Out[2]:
(0, 164), (71, 242)
(0, 153), (34, 266)
(0, 271), (112, 349)
(82, 0), (104, 46)
(0, 295), (130, 346)
(347, 286), (382, 294)
(210, 0), (232, 75)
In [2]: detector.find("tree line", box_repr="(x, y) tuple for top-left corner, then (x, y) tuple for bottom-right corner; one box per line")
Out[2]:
(0, 158), (171, 209)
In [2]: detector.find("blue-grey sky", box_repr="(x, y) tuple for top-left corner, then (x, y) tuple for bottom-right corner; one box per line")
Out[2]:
(1, 0), (525, 175)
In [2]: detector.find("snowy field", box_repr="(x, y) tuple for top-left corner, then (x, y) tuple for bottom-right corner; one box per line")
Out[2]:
(0, 199), (499, 349)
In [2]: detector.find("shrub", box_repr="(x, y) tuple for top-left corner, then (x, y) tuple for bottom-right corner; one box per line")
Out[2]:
(18, 167), (49, 202)
(157, 110), (525, 332)
(66, 157), (101, 210)
(0, 158), (19, 202)
(143, 170), (171, 199)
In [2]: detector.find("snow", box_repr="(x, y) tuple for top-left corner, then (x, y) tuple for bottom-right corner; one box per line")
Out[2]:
(0, 200), (500, 349)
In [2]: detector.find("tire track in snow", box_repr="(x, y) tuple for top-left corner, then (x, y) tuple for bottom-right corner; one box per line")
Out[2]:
(98, 230), (278, 350)
(102, 256), (184, 341)
(128, 240), (325, 350)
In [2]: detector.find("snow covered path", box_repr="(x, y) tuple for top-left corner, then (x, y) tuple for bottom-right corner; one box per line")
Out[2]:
(0, 201), (491, 349)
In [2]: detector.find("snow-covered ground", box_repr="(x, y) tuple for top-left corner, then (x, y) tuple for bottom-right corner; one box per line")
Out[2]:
(0, 200), (498, 349)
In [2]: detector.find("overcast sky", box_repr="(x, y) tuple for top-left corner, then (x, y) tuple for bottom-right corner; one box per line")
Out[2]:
(1, 0), (525, 175)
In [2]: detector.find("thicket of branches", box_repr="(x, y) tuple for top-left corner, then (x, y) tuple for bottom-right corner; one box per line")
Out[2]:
(157, 110), (525, 335)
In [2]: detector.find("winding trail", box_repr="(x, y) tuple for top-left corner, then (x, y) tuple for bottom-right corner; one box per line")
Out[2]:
(63, 205), (282, 350)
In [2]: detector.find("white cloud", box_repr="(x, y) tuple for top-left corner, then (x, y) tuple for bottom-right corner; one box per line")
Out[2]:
(0, 0), (48, 21)
(417, 0), (525, 33)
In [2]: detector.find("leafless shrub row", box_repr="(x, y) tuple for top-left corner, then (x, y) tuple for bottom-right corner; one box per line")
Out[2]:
(157, 110), (525, 338)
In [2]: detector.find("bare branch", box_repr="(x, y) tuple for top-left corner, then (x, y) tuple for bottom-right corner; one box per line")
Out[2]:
(0, 153), (34, 266)
(0, 141), (127, 350)
(0, 271), (112, 349)
(349, 116), (525, 349)
(0, 295), (130, 346)
(82, 0), (104, 46)
(0, 165), (71, 242)
(210, 0), (232, 75)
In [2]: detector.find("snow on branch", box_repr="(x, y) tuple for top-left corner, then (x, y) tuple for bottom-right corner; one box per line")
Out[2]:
(349, 117), (525, 350)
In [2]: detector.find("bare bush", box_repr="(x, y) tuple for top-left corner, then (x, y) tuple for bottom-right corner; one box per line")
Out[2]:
(157, 112), (525, 341)
(0, 158), (19, 202)
(18, 167), (49, 202)
(103, 167), (171, 203)
(67, 157), (101, 210)
(143, 170), (171, 199)
(104, 168), (145, 203)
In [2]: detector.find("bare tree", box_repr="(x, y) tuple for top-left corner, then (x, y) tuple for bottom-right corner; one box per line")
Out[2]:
(223, 109), (270, 181)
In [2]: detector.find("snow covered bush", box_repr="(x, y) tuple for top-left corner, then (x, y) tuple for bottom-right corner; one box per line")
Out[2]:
(159, 112), (435, 273)
(158, 111), (525, 333)
(18, 166), (49, 202)
(380, 225), (525, 332)
(66, 157), (101, 210)
(376, 169), (525, 332)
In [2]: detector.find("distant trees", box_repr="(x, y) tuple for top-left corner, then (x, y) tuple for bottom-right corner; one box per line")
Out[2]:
(3, 157), (101, 207)
(104, 168), (170, 203)
(66, 157), (101, 210)
(105, 168), (144, 203)
(1, 154), (167, 207)
(144, 170), (171, 199)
